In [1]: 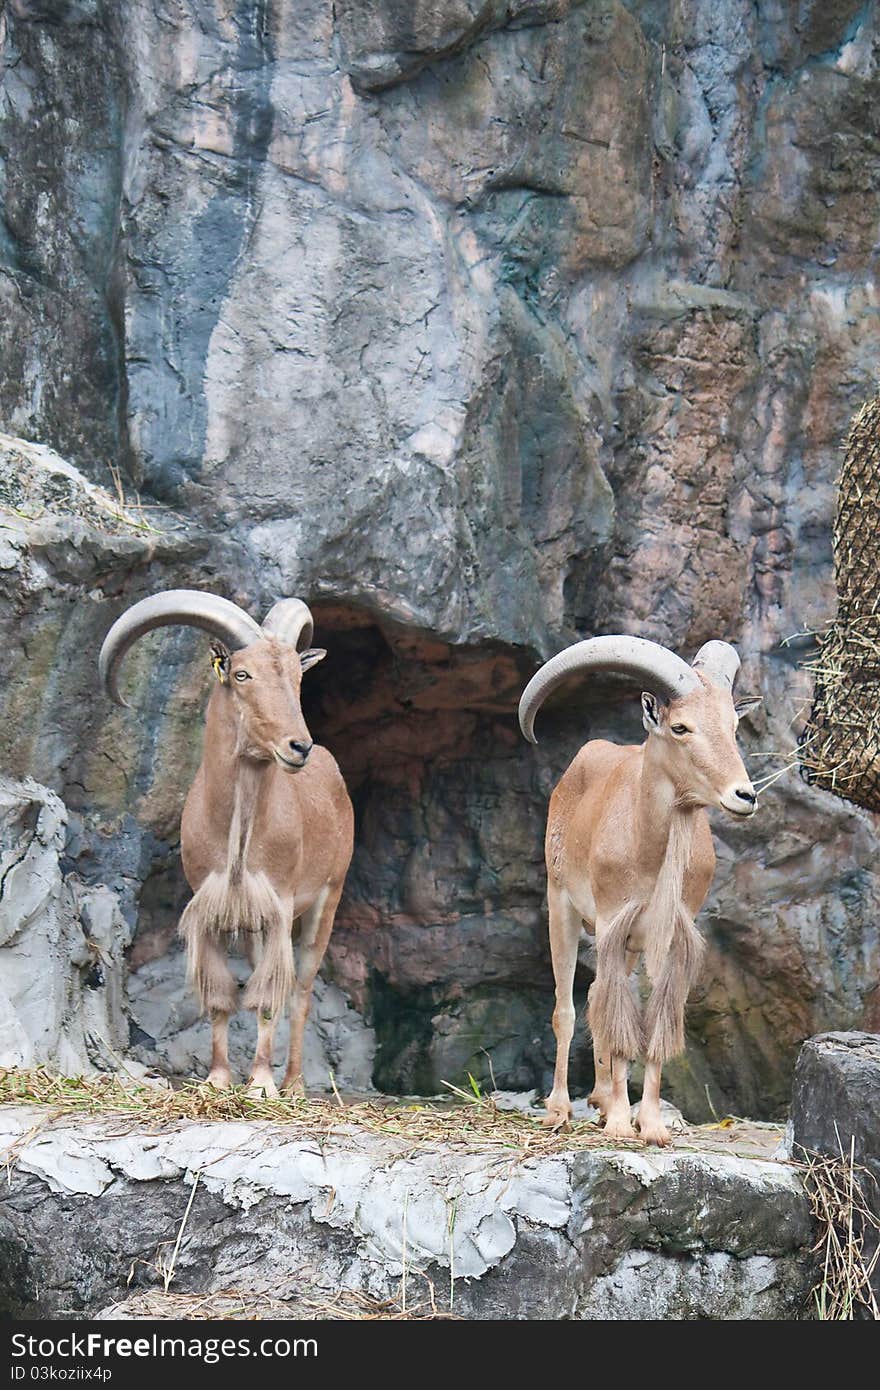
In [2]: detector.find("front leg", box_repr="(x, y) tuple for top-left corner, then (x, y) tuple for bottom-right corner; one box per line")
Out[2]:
(206, 1009), (232, 1090)
(243, 916), (295, 1099)
(588, 1050), (612, 1117)
(589, 930), (642, 1138)
(248, 1007), (280, 1099)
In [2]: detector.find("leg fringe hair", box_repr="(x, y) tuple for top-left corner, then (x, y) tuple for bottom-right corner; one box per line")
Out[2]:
(179, 870), (294, 1018)
(588, 901), (644, 1060)
(644, 909), (705, 1063)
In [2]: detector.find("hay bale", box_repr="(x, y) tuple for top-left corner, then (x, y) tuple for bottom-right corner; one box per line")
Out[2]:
(800, 391), (880, 810)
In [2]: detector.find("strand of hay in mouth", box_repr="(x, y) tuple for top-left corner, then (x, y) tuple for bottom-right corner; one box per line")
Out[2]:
(799, 390), (880, 810)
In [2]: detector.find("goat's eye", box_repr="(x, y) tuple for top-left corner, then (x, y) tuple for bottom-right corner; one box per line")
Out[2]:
(671, 723), (690, 736)
(233, 670), (251, 683)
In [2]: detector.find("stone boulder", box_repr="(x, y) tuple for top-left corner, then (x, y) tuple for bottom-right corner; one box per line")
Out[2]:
(789, 1031), (880, 1306)
(0, 776), (131, 1073)
(790, 1032), (880, 1174)
(0, 770), (377, 1092)
(0, 1105), (815, 1320)
(128, 951), (375, 1093)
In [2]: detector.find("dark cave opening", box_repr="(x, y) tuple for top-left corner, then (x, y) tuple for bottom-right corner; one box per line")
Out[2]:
(299, 601), (562, 1095)
(296, 603), (650, 1097)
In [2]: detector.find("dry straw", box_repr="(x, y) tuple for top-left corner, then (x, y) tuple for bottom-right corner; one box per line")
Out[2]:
(0, 1066), (630, 1160)
(797, 1137), (880, 1320)
(799, 390), (880, 808)
(98, 1286), (455, 1321)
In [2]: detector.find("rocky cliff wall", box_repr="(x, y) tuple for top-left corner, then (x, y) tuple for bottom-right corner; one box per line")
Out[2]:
(2, 1), (880, 1115)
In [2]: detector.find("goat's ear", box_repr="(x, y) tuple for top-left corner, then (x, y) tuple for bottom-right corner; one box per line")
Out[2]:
(641, 691), (663, 733)
(299, 647), (327, 673)
(734, 695), (762, 716)
(210, 642), (231, 684)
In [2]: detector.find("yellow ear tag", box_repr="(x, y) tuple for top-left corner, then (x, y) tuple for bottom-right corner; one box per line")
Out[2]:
(212, 655), (228, 684)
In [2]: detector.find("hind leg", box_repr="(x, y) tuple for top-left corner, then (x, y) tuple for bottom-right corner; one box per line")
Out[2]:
(248, 1008), (280, 1099)
(591, 942), (641, 1140)
(283, 884), (340, 1096)
(543, 885), (583, 1130)
(636, 1059), (670, 1147)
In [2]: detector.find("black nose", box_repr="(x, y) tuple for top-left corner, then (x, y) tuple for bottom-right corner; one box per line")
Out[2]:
(288, 739), (313, 761)
(735, 787), (756, 805)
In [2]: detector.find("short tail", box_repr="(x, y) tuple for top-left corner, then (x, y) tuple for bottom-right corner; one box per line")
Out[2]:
(588, 901), (644, 1059)
(644, 909), (705, 1063)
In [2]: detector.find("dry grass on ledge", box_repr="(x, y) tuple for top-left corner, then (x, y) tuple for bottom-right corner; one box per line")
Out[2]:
(799, 1141), (880, 1320)
(0, 1066), (783, 1161)
(98, 1286), (457, 1321)
(0, 1065), (619, 1158)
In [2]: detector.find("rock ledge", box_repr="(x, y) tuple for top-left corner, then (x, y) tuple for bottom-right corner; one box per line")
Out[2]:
(0, 1105), (814, 1320)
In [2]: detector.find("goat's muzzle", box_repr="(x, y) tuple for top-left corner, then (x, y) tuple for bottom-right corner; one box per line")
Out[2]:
(720, 784), (758, 818)
(273, 739), (313, 772)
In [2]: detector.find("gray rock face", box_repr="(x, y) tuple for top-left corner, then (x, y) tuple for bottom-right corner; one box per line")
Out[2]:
(0, 1105), (815, 1319)
(0, 766), (376, 1091)
(2, 3), (880, 1113)
(0, 775), (131, 1073)
(789, 1031), (880, 1304)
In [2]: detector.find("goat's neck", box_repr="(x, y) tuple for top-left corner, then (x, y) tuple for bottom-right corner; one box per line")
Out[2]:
(202, 689), (274, 881)
(637, 734), (691, 879)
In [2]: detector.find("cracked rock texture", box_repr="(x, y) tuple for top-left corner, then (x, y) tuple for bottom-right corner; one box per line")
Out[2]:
(0, 765), (375, 1088)
(789, 1031), (880, 1305)
(2, 2), (880, 1114)
(0, 775), (132, 1073)
(0, 1106), (815, 1319)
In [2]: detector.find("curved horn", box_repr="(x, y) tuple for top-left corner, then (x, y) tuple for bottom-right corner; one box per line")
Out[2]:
(261, 598), (314, 651)
(99, 589), (263, 707)
(518, 636), (701, 744)
(691, 640), (740, 691)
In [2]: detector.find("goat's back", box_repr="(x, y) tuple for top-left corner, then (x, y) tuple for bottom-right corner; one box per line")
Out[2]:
(545, 739), (642, 887)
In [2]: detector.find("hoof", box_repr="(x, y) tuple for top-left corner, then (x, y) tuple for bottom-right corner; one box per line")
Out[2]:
(637, 1122), (672, 1148)
(247, 1075), (279, 1100)
(542, 1106), (571, 1131)
(205, 1070), (232, 1091)
(588, 1089), (610, 1119)
(282, 1076), (306, 1098)
(543, 1092), (572, 1130)
(602, 1116), (638, 1142)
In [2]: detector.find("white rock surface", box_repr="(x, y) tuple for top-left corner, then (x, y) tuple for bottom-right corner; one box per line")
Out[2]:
(0, 1104), (815, 1319)
(0, 777), (132, 1073)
